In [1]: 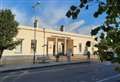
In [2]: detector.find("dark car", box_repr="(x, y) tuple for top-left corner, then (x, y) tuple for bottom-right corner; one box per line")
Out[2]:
(103, 51), (117, 61)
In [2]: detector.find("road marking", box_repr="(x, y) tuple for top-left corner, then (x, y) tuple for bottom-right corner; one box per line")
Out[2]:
(13, 71), (30, 82)
(96, 74), (120, 82)
(29, 66), (83, 74)
(0, 71), (29, 82)
(0, 75), (18, 82)
(31, 68), (65, 73)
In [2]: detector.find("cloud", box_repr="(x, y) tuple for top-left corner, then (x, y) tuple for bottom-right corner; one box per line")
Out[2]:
(38, 4), (67, 27)
(35, 17), (58, 30)
(48, 9), (67, 25)
(65, 20), (85, 32)
(11, 8), (30, 26)
(38, 17), (50, 28)
(31, 5), (68, 30)
(77, 25), (98, 35)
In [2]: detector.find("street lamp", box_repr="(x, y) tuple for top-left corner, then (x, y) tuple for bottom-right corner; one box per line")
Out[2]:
(33, 19), (37, 64)
(32, 1), (40, 64)
(32, 1), (41, 9)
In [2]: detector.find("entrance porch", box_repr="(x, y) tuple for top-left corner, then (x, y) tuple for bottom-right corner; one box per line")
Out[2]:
(46, 36), (73, 59)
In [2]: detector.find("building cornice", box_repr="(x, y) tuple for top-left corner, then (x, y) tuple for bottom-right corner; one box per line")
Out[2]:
(18, 25), (93, 39)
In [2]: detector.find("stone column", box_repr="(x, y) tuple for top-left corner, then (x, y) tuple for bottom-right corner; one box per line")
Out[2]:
(55, 38), (58, 55)
(64, 38), (67, 55)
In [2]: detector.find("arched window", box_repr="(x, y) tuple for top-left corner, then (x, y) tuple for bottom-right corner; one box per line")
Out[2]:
(86, 41), (91, 47)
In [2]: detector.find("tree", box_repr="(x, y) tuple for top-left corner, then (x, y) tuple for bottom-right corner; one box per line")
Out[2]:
(0, 9), (20, 59)
(66, 0), (120, 27)
(66, 0), (120, 64)
(66, 0), (120, 38)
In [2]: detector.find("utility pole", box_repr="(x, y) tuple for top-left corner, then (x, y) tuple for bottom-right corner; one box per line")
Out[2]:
(32, 1), (40, 64)
(33, 19), (37, 64)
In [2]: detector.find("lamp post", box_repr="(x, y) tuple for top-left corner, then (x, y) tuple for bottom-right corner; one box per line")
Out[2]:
(43, 28), (45, 57)
(33, 19), (37, 64)
(32, 1), (40, 64)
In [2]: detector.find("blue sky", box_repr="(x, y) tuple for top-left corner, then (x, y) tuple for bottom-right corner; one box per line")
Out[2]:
(0, 0), (106, 35)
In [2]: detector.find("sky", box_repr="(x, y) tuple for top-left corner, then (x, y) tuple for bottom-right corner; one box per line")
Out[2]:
(0, 0), (106, 35)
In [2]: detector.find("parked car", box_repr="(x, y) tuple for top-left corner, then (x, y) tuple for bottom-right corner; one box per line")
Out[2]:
(93, 51), (118, 62)
(103, 51), (117, 61)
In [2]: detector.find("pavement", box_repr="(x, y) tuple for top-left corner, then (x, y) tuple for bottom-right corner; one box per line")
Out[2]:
(0, 60), (90, 73)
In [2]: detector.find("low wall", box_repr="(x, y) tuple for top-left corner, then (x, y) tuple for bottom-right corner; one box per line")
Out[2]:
(1, 55), (34, 65)
(0, 54), (98, 65)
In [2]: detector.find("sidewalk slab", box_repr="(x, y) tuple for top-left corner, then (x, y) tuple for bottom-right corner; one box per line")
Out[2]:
(0, 61), (90, 73)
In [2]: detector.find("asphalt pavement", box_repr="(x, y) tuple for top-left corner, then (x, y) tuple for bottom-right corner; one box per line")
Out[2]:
(0, 62), (119, 82)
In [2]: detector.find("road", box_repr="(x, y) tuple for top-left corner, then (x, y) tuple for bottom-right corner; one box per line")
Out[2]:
(0, 62), (120, 82)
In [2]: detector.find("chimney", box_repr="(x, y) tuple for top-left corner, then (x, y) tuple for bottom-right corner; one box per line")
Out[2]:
(33, 16), (39, 28)
(60, 25), (64, 32)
